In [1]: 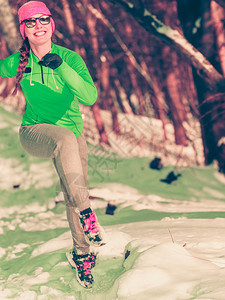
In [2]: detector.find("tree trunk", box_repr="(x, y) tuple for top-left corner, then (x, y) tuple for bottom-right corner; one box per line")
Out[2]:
(92, 102), (109, 145)
(101, 52), (120, 133)
(211, 0), (225, 76)
(82, 0), (110, 143)
(123, 15), (145, 115)
(0, 0), (21, 54)
(125, 57), (145, 115)
(149, 70), (168, 140)
(88, 1), (120, 133)
(113, 79), (133, 114)
(163, 48), (188, 145)
(1, 77), (15, 98)
(60, 0), (75, 35)
(0, 33), (17, 99)
(181, 61), (199, 118)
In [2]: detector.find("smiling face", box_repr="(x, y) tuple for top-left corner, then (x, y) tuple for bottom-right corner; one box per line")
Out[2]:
(24, 14), (52, 47)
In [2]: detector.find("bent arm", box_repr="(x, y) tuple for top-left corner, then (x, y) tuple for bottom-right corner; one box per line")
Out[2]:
(55, 53), (97, 106)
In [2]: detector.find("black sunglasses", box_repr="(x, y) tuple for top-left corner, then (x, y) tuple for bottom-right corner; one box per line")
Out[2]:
(21, 15), (51, 28)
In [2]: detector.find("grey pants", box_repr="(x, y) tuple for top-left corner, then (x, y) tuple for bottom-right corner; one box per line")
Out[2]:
(19, 123), (90, 254)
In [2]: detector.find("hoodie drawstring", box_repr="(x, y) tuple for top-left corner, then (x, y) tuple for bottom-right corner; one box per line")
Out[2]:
(30, 50), (34, 86)
(51, 69), (59, 90)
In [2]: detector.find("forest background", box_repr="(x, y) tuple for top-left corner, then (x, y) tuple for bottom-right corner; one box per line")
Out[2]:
(0, 0), (225, 174)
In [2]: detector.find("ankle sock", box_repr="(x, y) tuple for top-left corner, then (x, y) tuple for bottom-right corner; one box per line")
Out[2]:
(80, 208), (92, 215)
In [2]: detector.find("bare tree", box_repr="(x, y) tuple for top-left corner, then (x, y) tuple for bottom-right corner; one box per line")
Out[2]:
(0, 0), (21, 54)
(177, 0), (225, 172)
(105, 0), (224, 87)
(211, 0), (225, 76)
(60, 0), (75, 35)
(105, 0), (225, 171)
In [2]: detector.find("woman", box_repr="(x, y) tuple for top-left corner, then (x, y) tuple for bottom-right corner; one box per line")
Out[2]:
(0, 1), (104, 289)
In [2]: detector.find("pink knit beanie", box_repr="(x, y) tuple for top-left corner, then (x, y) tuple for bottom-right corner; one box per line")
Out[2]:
(18, 1), (55, 39)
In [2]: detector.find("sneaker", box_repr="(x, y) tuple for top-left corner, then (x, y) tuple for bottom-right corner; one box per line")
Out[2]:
(89, 252), (97, 268)
(79, 211), (105, 247)
(67, 249), (96, 269)
(66, 250), (95, 289)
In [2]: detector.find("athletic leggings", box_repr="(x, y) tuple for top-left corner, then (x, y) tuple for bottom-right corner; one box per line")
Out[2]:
(19, 123), (90, 255)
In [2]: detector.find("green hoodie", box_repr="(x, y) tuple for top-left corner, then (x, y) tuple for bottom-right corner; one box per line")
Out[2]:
(0, 43), (97, 137)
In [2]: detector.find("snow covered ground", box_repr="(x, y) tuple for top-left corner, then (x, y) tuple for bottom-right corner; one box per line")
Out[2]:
(1, 182), (225, 299)
(0, 105), (225, 299)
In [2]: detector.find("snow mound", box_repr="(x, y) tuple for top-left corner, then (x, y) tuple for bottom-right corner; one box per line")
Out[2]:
(31, 232), (72, 257)
(93, 227), (132, 258)
(89, 182), (225, 212)
(0, 158), (55, 190)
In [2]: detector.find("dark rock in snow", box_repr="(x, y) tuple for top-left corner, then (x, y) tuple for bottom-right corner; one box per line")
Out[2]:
(105, 203), (117, 215)
(149, 157), (163, 170)
(160, 171), (181, 184)
(13, 184), (20, 189)
(124, 250), (131, 260)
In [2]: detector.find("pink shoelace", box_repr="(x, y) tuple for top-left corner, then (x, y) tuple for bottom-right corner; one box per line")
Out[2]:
(82, 260), (91, 275)
(83, 212), (99, 233)
(90, 254), (95, 261)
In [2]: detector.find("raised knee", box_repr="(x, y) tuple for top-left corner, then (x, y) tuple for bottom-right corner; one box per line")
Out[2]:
(54, 129), (78, 156)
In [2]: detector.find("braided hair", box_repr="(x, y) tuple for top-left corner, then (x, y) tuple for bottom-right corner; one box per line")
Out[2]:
(12, 37), (30, 95)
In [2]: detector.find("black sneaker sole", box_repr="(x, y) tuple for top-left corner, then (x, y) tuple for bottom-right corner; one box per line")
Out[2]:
(66, 251), (93, 289)
(84, 237), (106, 247)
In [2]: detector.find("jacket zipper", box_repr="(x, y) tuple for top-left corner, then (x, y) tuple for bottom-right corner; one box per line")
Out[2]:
(40, 65), (44, 84)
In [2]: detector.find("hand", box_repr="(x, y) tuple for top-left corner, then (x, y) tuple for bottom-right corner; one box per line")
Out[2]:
(39, 53), (63, 70)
